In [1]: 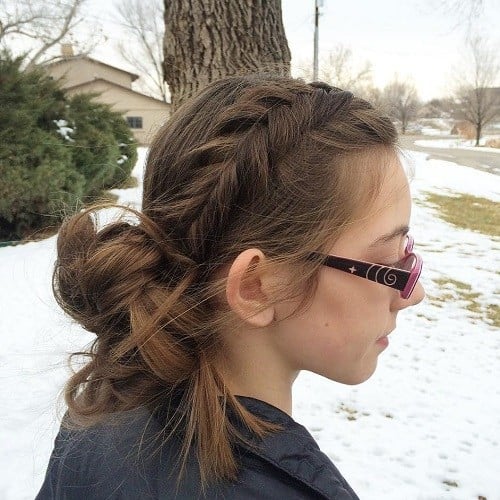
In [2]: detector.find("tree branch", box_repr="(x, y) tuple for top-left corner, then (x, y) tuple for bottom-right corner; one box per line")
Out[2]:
(116, 0), (169, 101)
(0, 0), (100, 68)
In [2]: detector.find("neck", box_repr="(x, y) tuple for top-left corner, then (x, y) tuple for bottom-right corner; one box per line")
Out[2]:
(218, 347), (299, 416)
(218, 320), (302, 416)
(228, 377), (297, 416)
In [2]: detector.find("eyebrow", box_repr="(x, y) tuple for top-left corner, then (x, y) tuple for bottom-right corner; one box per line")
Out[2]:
(369, 225), (410, 248)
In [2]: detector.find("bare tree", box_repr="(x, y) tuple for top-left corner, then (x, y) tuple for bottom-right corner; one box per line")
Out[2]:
(294, 45), (372, 95)
(359, 85), (386, 112)
(419, 97), (455, 118)
(115, 0), (168, 102)
(0, 0), (98, 68)
(163, 0), (291, 110)
(293, 45), (384, 111)
(434, 0), (484, 33)
(383, 78), (420, 134)
(319, 46), (372, 92)
(454, 36), (500, 146)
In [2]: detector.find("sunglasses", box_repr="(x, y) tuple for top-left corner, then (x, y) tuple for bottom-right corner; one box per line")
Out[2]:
(308, 235), (423, 299)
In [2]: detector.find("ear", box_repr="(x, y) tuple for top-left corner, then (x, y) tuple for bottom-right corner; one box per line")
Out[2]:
(225, 249), (275, 328)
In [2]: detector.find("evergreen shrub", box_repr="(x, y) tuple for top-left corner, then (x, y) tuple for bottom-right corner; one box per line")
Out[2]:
(0, 53), (138, 241)
(67, 94), (137, 196)
(0, 55), (86, 240)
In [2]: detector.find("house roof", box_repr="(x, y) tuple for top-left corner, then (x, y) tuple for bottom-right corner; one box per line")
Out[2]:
(45, 55), (140, 82)
(484, 87), (500, 97)
(65, 78), (170, 106)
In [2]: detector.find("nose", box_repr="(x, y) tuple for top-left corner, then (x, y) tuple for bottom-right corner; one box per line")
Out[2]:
(393, 280), (425, 311)
(409, 281), (425, 305)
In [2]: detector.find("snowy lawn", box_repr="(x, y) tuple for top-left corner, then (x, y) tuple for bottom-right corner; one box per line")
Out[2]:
(420, 128), (451, 137)
(415, 137), (500, 153)
(1, 148), (499, 500)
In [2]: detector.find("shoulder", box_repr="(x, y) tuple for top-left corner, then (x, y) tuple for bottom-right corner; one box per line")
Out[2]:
(36, 407), (168, 499)
(36, 398), (359, 500)
(227, 397), (359, 500)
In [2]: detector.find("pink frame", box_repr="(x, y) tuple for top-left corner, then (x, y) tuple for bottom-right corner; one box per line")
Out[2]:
(309, 235), (423, 299)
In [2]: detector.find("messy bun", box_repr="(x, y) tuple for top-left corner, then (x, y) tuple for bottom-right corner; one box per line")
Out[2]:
(54, 204), (212, 396)
(54, 74), (398, 487)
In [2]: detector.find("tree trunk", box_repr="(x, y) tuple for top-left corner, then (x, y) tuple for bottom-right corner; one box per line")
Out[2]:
(475, 123), (481, 146)
(163, 0), (291, 110)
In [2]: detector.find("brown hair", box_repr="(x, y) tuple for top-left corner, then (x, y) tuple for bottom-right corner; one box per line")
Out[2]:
(53, 75), (398, 488)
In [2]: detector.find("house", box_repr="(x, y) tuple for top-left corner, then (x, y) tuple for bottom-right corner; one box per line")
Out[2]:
(45, 45), (170, 145)
(484, 87), (500, 124)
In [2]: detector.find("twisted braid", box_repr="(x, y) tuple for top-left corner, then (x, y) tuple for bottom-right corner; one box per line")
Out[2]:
(160, 81), (356, 263)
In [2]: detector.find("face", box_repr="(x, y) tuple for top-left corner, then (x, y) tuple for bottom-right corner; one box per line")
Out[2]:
(269, 153), (425, 385)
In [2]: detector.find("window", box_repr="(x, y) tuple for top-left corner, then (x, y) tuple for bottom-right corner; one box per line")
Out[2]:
(126, 116), (143, 129)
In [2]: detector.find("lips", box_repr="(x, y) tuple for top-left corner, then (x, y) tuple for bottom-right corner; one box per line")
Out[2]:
(376, 335), (389, 348)
(377, 325), (395, 342)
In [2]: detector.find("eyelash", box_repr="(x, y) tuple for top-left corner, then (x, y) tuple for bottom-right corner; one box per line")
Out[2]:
(386, 258), (403, 268)
(377, 260), (399, 268)
(378, 252), (405, 268)
(375, 238), (410, 267)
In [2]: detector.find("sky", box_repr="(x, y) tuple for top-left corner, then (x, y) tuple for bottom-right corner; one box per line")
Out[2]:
(6, 0), (500, 101)
(282, 0), (500, 99)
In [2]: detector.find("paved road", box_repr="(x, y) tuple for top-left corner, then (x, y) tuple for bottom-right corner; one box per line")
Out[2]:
(398, 135), (500, 176)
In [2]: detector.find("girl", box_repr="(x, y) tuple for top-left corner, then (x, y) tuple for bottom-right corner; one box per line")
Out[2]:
(37, 75), (424, 499)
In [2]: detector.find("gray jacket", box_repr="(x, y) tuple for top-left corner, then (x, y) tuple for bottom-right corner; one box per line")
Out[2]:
(36, 396), (359, 499)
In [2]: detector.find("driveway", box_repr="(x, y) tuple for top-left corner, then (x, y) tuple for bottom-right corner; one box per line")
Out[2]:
(399, 134), (500, 176)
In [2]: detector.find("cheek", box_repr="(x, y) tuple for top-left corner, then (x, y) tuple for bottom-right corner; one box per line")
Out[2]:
(273, 273), (391, 377)
(271, 290), (346, 360)
(315, 270), (386, 325)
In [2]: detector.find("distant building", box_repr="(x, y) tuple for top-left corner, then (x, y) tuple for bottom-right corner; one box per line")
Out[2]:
(484, 87), (500, 116)
(45, 46), (170, 145)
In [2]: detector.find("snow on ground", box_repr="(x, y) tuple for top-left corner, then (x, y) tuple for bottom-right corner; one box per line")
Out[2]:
(1, 147), (499, 499)
(420, 127), (451, 136)
(415, 137), (500, 153)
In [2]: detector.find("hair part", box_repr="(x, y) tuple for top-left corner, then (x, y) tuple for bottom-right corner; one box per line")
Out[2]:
(53, 74), (398, 489)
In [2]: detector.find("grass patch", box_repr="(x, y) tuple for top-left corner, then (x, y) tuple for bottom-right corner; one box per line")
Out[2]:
(430, 278), (499, 328)
(421, 192), (499, 238)
(95, 191), (119, 204)
(336, 403), (358, 421)
(434, 277), (472, 291)
(416, 312), (435, 322)
(486, 303), (500, 327)
(115, 175), (139, 189)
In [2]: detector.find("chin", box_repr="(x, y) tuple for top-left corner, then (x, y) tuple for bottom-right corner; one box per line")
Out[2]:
(328, 364), (378, 386)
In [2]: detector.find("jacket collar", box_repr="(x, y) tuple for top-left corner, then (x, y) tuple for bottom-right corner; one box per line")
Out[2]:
(153, 395), (358, 500)
(235, 396), (359, 500)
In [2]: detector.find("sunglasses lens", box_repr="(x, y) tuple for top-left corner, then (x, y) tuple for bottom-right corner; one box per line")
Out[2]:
(401, 253), (423, 298)
(405, 235), (414, 253)
(399, 253), (417, 272)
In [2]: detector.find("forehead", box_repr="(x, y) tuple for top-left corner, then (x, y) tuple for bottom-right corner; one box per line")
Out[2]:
(339, 147), (409, 217)
(373, 153), (410, 212)
(331, 152), (411, 253)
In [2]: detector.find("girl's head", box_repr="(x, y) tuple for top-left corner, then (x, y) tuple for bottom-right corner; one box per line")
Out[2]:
(54, 74), (423, 486)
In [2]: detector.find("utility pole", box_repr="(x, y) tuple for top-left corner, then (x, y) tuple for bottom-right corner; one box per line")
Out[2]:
(313, 0), (323, 80)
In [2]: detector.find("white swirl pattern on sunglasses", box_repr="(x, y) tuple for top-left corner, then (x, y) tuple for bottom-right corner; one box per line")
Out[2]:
(367, 264), (398, 286)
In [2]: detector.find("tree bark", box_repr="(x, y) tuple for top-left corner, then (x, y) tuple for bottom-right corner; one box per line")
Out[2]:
(163, 0), (291, 109)
(475, 123), (481, 146)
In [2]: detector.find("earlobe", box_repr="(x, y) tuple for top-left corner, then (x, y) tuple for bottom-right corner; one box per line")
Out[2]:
(225, 249), (275, 328)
